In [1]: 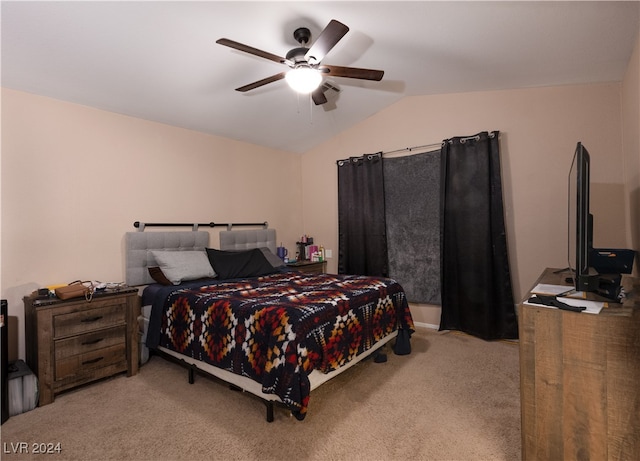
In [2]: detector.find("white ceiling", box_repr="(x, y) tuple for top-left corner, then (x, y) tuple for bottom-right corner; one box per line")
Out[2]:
(2, 1), (639, 153)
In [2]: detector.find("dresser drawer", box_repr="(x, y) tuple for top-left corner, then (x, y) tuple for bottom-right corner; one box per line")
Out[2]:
(53, 303), (126, 338)
(55, 325), (126, 361)
(287, 261), (327, 275)
(55, 343), (126, 381)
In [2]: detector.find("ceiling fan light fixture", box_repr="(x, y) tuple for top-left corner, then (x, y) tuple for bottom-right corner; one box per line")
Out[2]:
(285, 66), (322, 94)
(217, 19), (383, 101)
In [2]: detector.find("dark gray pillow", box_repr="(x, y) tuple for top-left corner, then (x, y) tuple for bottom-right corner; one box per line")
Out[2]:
(259, 247), (285, 268)
(206, 248), (278, 279)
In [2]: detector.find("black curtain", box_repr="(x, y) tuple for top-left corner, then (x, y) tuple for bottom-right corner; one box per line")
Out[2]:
(439, 132), (518, 340)
(337, 154), (388, 276)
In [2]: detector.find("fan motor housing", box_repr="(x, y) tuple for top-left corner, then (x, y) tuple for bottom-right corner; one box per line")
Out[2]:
(287, 27), (312, 63)
(286, 47), (309, 63)
(286, 27), (311, 64)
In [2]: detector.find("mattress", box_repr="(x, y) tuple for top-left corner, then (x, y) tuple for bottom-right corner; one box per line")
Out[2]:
(141, 271), (413, 419)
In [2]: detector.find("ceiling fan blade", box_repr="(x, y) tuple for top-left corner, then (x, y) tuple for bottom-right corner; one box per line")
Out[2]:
(216, 38), (288, 65)
(235, 72), (286, 92)
(305, 20), (349, 63)
(320, 65), (384, 81)
(311, 88), (328, 105)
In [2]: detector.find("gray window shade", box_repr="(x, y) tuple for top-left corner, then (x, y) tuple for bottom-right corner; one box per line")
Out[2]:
(383, 150), (441, 304)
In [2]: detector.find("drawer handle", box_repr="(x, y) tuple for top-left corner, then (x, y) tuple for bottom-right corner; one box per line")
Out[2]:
(82, 357), (104, 365)
(81, 338), (104, 346)
(80, 315), (103, 323)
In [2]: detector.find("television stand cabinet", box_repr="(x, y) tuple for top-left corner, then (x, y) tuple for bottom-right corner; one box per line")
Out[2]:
(518, 268), (639, 461)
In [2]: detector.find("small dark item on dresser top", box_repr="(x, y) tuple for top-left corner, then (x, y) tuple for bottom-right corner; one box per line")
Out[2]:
(528, 294), (586, 312)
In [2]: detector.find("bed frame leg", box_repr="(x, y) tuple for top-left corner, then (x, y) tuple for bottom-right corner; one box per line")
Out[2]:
(188, 364), (195, 384)
(264, 401), (274, 423)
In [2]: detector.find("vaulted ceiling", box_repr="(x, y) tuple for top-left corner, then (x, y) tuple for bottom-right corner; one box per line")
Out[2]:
(2, 1), (638, 153)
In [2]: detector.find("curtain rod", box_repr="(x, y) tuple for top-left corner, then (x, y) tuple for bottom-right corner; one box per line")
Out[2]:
(378, 133), (496, 156)
(337, 141), (442, 165)
(133, 221), (268, 231)
(338, 133), (497, 165)
(382, 142), (443, 157)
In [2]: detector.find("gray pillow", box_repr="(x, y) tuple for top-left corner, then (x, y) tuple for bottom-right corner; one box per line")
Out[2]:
(259, 247), (285, 268)
(150, 250), (215, 285)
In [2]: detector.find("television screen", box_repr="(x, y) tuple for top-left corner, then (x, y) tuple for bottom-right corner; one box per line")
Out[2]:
(568, 142), (598, 291)
(567, 147), (578, 273)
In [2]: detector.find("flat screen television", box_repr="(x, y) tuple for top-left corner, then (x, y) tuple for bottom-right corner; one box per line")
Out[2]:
(568, 142), (599, 291)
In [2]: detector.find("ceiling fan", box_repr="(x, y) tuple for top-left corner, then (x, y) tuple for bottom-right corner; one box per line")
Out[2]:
(216, 19), (384, 105)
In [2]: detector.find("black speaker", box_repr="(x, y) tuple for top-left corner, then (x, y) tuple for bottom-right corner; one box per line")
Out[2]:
(1, 299), (8, 424)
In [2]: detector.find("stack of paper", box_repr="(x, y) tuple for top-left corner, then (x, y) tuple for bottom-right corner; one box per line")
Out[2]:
(527, 284), (605, 314)
(531, 283), (575, 296)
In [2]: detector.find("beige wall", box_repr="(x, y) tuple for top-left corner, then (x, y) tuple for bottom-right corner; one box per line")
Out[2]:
(2, 61), (637, 354)
(622, 31), (640, 264)
(301, 83), (627, 327)
(1, 89), (303, 360)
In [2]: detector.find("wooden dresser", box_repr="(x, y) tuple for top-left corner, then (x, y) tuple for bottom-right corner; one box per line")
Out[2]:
(518, 268), (640, 460)
(24, 289), (139, 405)
(286, 260), (327, 275)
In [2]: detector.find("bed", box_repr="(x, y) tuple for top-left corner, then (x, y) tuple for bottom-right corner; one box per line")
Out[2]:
(125, 228), (414, 421)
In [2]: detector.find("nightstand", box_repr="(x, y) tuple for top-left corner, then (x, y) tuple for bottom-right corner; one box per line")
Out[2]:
(287, 260), (327, 275)
(24, 288), (139, 405)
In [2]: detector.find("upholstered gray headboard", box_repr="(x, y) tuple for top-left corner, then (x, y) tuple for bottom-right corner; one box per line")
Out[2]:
(219, 229), (276, 254)
(125, 231), (210, 286)
(124, 228), (278, 286)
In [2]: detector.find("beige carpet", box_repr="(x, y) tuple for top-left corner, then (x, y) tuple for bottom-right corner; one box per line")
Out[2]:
(1, 328), (521, 461)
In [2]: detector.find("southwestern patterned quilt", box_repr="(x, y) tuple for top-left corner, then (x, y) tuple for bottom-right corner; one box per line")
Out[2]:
(145, 271), (414, 419)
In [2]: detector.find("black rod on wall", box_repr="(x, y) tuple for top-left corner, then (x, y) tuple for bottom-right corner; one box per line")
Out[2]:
(337, 141), (443, 166)
(133, 221), (268, 231)
(382, 142), (443, 156)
